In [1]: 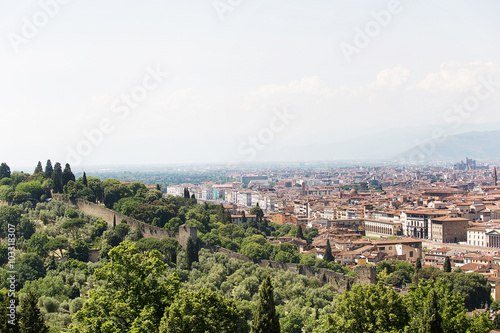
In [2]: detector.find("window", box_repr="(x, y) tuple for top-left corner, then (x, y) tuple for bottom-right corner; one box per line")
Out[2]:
(410, 252), (414, 257)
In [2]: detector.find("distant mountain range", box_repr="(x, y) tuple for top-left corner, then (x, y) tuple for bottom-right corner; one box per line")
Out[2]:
(397, 130), (500, 162)
(254, 128), (500, 164)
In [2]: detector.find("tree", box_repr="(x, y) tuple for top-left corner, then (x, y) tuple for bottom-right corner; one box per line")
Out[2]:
(296, 225), (304, 240)
(17, 253), (46, 290)
(448, 271), (491, 310)
(26, 233), (49, 258)
(280, 310), (303, 333)
(159, 288), (242, 333)
(405, 279), (470, 333)
(250, 205), (264, 222)
(416, 257), (422, 270)
(0, 163), (11, 179)
(0, 206), (21, 237)
(82, 172), (88, 186)
(15, 180), (45, 201)
(62, 163), (76, 187)
(72, 242), (181, 332)
(44, 236), (69, 258)
(18, 291), (49, 333)
(67, 239), (89, 262)
(44, 160), (53, 179)
(61, 218), (85, 240)
(0, 290), (20, 332)
(186, 237), (198, 269)
(242, 211), (247, 226)
(321, 283), (408, 333)
(34, 161), (43, 174)
(251, 276), (280, 333)
(114, 222), (130, 241)
(443, 256), (451, 273)
(113, 215), (116, 228)
(323, 239), (334, 262)
(51, 162), (63, 193)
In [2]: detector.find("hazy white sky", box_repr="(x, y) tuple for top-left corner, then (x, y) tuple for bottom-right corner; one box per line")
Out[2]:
(1, 0), (500, 169)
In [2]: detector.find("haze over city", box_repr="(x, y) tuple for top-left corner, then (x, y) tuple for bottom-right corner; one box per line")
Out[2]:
(2, 0), (500, 170)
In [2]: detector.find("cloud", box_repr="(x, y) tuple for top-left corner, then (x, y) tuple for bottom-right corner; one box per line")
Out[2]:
(415, 61), (500, 93)
(373, 64), (410, 89)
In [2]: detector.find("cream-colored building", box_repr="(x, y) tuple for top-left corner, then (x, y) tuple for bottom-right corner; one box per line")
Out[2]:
(364, 219), (402, 237)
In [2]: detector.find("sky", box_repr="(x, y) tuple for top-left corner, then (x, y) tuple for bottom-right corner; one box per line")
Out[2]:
(1, 0), (500, 171)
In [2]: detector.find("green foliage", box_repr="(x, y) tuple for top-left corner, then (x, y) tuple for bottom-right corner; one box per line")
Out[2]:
(61, 218), (85, 239)
(444, 256), (451, 273)
(323, 239), (334, 262)
(159, 288), (243, 333)
(51, 163), (63, 193)
(19, 291), (50, 333)
(72, 242), (181, 332)
(27, 233), (50, 258)
(44, 160), (53, 179)
(17, 253), (46, 290)
(0, 163), (11, 180)
(15, 180), (45, 201)
(44, 237), (69, 258)
(416, 257), (422, 270)
(0, 205), (21, 237)
(322, 282), (408, 333)
(186, 237), (199, 269)
(67, 239), (89, 262)
(62, 163), (76, 187)
(251, 276), (280, 333)
(0, 184), (14, 201)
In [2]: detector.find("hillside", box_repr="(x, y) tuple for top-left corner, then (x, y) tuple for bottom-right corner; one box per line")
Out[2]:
(397, 130), (500, 162)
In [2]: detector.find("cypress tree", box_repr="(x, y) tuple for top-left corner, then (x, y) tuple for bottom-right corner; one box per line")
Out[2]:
(62, 163), (76, 187)
(416, 257), (422, 271)
(0, 162), (11, 179)
(323, 239), (334, 262)
(251, 276), (280, 333)
(424, 290), (442, 333)
(82, 172), (88, 186)
(242, 211), (247, 226)
(113, 215), (116, 228)
(186, 237), (198, 269)
(51, 163), (63, 193)
(44, 160), (53, 179)
(443, 256), (451, 273)
(218, 204), (227, 224)
(19, 291), (49, 333)
(34, 161), (43, 174)
(0, 292), (19, 332)
(296, 225), (304, 240)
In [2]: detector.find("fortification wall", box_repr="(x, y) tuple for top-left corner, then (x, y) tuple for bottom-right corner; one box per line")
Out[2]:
(51, 195), (174, 240)
(52, 196), (376, 290)
(213, 246), (375, 293)
(73, 199), (174, 240)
